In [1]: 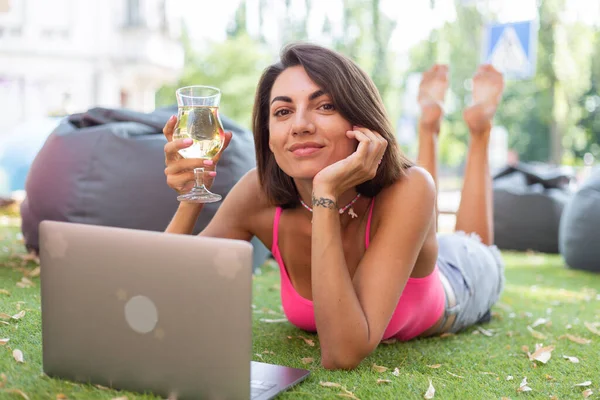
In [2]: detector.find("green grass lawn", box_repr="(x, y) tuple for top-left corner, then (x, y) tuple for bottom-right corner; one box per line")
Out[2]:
(0, 207), (599, 399)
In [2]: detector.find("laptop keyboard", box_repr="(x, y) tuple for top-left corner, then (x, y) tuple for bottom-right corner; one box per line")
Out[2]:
(250, 380), (277, 399)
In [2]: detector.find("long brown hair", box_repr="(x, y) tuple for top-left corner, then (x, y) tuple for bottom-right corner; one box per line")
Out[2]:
(252, 42), (413, 208)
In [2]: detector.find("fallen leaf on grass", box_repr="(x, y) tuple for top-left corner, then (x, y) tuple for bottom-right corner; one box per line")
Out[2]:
(506, 375), (514, 381)
(381, 338), (397, 345)
(0, 289), (10, 296)
(319, 382), (360, 399)
(0, 338), (9, 345)
(477, 327), (494, 337)
(297, 336), (315, 346)
(560, 334), (592, 344)
(517, 377), (532, 393)
(18, 253), (39, 264)
(439, 333), (454, 338)
(262, 350), (275, 355)
(13, 349), (24, 363)
(320, 382), (342, 388)
(447, 371), (464, 379)
(372, 364), (388, 373)
(95, 384), (110, 390)
(4, 389), (30, 399)
(0, 313), (11, 320)
(546, 375), (555, 381)
(27, 267), (40, 278)
(521, 345), (530, 353)
(377, 379), (392, 384)
(56, 394), (68, 400)
(427, 364), (442, 369)
(584, 322), (600, 336)
(259, 318), (288, 323)
(11, 311), (25, 320)
(424, 379), (435, 399)
(527, 326), (547, 339)
(583, 389), (593, 398)
(392, 368), (400, 377)
(16, 277), (34, 289)
(301, 357), (314, 364)
(531, 318), (550, 328)
(574, 381), (592, 387)
(0, 373), (7, 388)
(111, 397), (128, 400)
(528, 345), (555, 364)
(563, 355), (580, 363)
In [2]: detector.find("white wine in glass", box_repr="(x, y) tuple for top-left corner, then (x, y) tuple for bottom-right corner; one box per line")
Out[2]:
(172, 86), (225, 203)
(175, 106), (224, 159)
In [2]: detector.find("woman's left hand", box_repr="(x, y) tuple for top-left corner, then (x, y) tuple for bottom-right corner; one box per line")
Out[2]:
(313, 126), (388, 198)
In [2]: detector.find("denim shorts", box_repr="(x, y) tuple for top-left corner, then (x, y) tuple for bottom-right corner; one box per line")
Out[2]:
(436, 232), (505, 333)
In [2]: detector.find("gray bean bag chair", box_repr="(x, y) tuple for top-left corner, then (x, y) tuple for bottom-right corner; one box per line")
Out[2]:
(493, 163), (574, 253)
(20, 106), (269, 270)
(559, 167), (600, 272)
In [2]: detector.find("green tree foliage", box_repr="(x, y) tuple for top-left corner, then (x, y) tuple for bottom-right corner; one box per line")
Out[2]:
(156, 0), (598, 166)
(406, 0), (599, 166)
(575, 29), (600, 161)
(155, 30), (270, 129)
(405, 3), (484, 167)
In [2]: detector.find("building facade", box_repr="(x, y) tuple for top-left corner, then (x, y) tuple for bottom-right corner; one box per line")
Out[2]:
(0, 0), (184, 133)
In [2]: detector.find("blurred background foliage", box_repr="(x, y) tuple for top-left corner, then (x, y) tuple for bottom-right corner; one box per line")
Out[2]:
(156, 0), (600, 169)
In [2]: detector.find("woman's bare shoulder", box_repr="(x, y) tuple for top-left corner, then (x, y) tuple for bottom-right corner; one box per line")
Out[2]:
(224, 168), (276, 225)
(233, 168), (271, 209)
(380, 166), (436, 202)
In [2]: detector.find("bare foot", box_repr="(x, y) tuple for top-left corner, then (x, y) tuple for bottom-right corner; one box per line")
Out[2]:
(463, 65), (504, 135)
(418, 64), (449, 134)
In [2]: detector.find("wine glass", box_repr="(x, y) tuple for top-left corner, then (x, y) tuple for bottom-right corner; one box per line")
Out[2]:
(172, 85), (225, 203)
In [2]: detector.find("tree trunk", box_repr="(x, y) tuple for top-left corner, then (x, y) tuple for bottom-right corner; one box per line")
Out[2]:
(549, 20), (562, 164)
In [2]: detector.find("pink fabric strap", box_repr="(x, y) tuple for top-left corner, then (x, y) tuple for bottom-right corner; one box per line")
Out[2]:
(272, 206), (282, 253)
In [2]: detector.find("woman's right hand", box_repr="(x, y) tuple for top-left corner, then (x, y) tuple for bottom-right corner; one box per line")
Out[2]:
(162, 115), (233, 195)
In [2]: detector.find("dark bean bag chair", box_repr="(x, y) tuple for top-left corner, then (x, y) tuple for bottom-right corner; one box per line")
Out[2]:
(493, 163), (574, 253)
(20, 106), (269, 270)
(559, 167), (600, 272)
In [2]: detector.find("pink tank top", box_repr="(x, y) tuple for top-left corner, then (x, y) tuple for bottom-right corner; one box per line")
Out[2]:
(271, 199), (445, 341)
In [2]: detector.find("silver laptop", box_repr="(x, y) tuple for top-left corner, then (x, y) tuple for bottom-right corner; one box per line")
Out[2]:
(39, 221), (309, 400)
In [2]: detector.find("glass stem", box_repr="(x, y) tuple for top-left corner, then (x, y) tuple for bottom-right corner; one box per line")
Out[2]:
(193, 167), (206, 189)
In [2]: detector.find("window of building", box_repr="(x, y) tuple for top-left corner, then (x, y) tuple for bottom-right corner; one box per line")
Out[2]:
(125, 0), (146, 28)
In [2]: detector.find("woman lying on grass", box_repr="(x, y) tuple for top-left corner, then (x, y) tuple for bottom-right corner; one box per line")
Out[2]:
(163, 43), (505, 370)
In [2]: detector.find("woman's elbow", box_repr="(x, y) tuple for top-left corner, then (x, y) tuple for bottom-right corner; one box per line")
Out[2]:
(321, 353), (364, 370)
